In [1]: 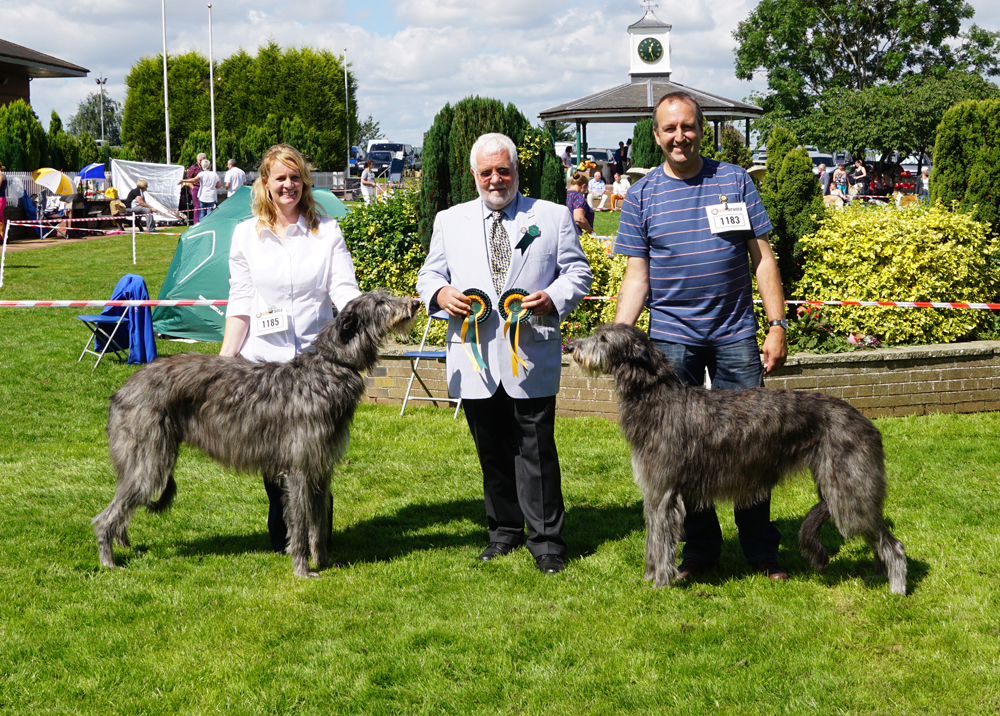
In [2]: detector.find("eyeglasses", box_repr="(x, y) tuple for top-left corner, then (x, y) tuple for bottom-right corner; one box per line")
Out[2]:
(477, 167), (513, 180)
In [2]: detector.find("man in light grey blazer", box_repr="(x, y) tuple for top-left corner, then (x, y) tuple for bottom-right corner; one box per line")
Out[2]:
(417, 133), (593, 574)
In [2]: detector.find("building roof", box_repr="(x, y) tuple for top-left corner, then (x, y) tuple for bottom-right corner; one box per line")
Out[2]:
(538, 78), (762, 124)
(628, 9), (671, 31)
(0, 39), (88, 78)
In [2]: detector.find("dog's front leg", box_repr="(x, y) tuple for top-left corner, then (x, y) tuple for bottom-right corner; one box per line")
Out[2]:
(309, 478), (332, 570)
(654, 491), (685, 588)
(284, 469), (319, 578)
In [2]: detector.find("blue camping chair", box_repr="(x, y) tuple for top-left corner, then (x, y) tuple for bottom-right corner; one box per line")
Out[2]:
(21, 190), (63, 238)
(400, 311), (461, 418)
(77, 274), (158, 370)
(388, 157), (404, 190)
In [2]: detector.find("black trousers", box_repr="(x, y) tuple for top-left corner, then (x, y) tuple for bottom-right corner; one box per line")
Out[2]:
(263, 477), (333, 554)
(462, 384), (566, 558)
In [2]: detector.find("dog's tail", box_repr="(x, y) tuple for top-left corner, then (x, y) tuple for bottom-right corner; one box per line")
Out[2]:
(799, 499), (831, 572)
(147, 475), (177, 513)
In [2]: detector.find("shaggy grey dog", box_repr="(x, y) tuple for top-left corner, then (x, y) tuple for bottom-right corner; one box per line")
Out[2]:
(571, 323), (907, 595)
(93, 290), (418, 578)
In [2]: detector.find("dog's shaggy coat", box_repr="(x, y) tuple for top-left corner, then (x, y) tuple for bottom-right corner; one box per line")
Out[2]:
(93, 291), (418, 577)
(572, 323), (907, 595)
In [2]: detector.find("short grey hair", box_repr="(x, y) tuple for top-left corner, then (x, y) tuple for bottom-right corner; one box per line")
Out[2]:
(200, 159), (211, 171)
(197, 153), (207, 161)
(228, 158), (236, 167)
(470, 133), (518, 171)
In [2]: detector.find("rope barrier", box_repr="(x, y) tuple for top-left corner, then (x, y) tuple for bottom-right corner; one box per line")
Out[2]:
(0, 300), (228, 308)
(580, 296), (1000, 310)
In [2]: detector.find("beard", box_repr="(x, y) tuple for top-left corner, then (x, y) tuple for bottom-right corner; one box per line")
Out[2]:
(476, 175), (517, 210)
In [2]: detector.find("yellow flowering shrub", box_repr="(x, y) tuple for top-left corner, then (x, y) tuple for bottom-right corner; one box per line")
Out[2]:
(796, 202), (1000, 345)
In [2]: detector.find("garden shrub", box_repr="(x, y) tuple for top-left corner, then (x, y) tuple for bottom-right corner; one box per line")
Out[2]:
(931, 98), (1000, 236)
(796, 202), (1000, 345)
(630, 118), (660, 169)
(560, 233), (648, 343)
(0, 99), (48, 171)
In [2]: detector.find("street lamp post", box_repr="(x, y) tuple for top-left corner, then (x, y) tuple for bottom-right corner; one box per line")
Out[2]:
(343, 48), (350, 187)
(95, 73), (107, 143)
(161, 0), (171, 163)
(208, 3), (217, 173)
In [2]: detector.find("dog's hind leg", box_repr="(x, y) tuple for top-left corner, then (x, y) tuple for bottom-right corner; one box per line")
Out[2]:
(863, 527), (907, 595)
(283, 468), (319, 578)
(799, 500), (831, 572)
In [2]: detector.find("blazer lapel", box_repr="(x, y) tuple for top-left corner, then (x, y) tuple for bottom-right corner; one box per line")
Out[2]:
(506, 195), (536, 289)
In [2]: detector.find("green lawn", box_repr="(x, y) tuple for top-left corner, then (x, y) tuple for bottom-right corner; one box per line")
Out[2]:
(0, 233), (999, 714)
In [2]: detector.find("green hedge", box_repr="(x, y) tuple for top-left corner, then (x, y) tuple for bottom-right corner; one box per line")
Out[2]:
(796, 202), (1000, 345)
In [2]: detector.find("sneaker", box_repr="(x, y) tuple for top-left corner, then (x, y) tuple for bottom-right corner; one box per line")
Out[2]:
(749, 558), (788, 581)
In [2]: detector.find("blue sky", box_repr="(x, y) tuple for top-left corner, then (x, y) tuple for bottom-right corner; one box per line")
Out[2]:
(7, 0), (1000, 155)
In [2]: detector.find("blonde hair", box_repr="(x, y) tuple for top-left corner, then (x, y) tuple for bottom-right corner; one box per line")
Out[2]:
(136, 180), (148, 190)
(250, 144), (325, 235)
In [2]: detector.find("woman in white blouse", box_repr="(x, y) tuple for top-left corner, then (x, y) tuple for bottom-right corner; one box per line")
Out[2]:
(220, 143), (361, 552)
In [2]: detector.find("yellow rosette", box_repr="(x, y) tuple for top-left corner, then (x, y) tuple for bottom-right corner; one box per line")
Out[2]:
(499, 289), (532, 376)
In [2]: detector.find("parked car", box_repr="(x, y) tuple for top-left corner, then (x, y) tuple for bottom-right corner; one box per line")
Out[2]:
(366, 150), (393, 176)
(367, 141), (414, 169)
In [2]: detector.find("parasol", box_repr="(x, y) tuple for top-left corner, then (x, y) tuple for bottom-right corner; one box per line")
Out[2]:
(32, 168), (75, 195)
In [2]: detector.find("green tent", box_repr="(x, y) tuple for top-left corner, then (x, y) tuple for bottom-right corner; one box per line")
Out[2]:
(152, 187), (348, 341)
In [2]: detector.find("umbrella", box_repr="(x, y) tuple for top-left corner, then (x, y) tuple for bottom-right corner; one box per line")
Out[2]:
(32, 168), (75, 195)
(78, 163), (106, 181)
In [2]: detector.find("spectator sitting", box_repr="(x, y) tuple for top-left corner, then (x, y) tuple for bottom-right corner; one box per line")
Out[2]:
(611, 172), (631, 211)
(566, 171), (594, 234)
(122, 180), (156, 232)
(587, 169), (608, 210)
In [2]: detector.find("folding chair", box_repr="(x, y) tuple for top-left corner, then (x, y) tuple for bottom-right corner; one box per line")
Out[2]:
(21, 191), (60, 238)
(77, 312), (131, 370)
(77, 273), (157, 370)
(388, 157), (404, 191)
(400, 312), (462, 418)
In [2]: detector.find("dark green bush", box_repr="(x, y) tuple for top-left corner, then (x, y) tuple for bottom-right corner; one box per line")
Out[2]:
(0, 100), (48, 171)
(630, 118), (660, 169)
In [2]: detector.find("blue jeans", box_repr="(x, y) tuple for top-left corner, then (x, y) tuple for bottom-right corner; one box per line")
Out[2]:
(651, 337), (782, 564)
(198, 202), (217, 222)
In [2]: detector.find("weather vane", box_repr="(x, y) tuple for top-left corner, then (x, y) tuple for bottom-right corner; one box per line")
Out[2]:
(640, 0), (659, 9)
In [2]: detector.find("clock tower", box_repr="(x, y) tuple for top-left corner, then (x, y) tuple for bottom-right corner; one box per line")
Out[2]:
(628, 4), (671, 82)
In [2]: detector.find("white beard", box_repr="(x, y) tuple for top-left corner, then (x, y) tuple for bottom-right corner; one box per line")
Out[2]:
(476, 177), (517, 211)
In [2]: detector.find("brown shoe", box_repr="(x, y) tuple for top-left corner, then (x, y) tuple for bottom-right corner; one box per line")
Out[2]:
(749, 558), (788, 581)
(677, 558), (717, 581)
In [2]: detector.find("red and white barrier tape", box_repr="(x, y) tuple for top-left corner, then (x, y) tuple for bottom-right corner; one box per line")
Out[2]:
(0, 299), (228, 308)
(581, 296), (1000, 310)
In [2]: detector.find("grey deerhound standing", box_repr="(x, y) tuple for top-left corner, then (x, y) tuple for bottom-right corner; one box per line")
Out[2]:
(93, 291), (418, 578)
(572, 323), (907, 595)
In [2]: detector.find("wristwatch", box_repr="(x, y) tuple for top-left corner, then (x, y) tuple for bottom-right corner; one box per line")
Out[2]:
(768, 319), (789, 330)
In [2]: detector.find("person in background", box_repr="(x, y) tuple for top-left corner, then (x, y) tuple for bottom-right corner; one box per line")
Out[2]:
(122, 180), (156, 232)
(225, 159), (247, 195)
(587, 168), (608, 211)
(918, 167), (930, 202)
(611, 171), (631, 211)
(561, 146), (574, 181)
(180, 159), (222, 221)
(566, 171), (594, 234)
(833, 163), (849, 195)
(186, 152), (205, 224)
(220, 143), (361, 553)
(852, 158), (869, 196)
(360, 159), (377, 205)
(818, 163), (831, 195)
(614, 141), (625, 176)
(624, 138), (633, 169)
(0, 165), (7, 239)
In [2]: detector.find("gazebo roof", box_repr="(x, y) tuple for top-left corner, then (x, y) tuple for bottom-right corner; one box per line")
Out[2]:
(539, 78), (762, 125)
(0, 39), (88, 78)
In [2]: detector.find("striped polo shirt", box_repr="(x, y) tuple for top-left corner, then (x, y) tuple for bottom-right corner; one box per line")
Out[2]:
(615, 158), (773, 346)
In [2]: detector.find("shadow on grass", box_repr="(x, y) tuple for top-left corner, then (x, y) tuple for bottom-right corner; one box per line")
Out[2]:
(174, 499), (649, 565)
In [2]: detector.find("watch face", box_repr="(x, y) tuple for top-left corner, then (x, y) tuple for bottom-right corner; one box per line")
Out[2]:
(637, 37), (663, 64)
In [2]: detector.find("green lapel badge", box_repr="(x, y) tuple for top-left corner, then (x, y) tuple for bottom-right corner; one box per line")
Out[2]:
(516, 225), (540, 253)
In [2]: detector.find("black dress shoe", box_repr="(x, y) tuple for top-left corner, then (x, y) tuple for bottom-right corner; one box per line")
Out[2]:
(676, 558), (717, 581)
(535, 554), (565, 574)
(478, 542), (520, 561)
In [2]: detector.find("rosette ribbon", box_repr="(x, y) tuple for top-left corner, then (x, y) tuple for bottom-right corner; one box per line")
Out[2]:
(460, 288), (491, 372)
(499, 289), (532, 376)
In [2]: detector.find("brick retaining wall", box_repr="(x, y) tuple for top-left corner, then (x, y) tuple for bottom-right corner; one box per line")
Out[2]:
(365, 341), (1000, 420)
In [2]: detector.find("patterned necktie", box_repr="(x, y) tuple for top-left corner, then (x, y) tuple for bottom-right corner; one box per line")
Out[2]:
(489, 209), (512, 295)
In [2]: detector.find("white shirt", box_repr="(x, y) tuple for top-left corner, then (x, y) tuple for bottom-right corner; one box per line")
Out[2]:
(227, 214), (362, 362)
(613, 177), (631, 195)
(197, 170), (220, 204)
(225, 166), (247, 193)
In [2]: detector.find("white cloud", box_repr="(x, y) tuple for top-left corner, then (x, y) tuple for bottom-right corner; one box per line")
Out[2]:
(7, 0), (999, 153)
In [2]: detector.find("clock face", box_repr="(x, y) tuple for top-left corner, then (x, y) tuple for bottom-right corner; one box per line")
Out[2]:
(637, 37), (663, 64)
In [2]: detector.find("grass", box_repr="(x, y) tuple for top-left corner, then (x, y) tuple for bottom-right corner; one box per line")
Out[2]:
(1, 232), (1000, 715)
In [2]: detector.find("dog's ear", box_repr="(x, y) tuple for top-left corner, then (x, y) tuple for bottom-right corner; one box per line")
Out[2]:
(338, 311), (359, 343)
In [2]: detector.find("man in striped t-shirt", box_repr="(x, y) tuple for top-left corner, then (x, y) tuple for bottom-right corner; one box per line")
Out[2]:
(614, 91), (790, 582)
